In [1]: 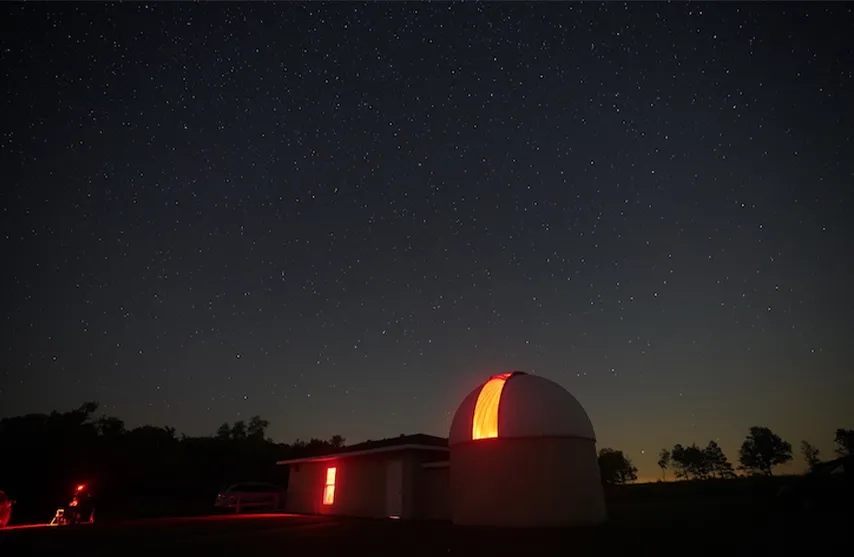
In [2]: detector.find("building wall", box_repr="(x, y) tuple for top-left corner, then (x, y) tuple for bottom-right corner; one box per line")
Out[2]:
(450, 437), (606, 527)
(285, 449), (449, 519)
(417, 466), (450, 520)
(286, 455), (386, 517)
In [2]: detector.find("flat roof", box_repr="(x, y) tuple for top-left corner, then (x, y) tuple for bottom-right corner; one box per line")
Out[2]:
(277, 443), (448, 465)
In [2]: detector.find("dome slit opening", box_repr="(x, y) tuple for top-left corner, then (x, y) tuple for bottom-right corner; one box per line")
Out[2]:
(471, 372), (513, 440)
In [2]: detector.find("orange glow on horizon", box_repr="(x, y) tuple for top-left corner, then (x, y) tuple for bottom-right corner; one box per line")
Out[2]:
(471, 372), (513, 440)
(322, 467), (336, 505)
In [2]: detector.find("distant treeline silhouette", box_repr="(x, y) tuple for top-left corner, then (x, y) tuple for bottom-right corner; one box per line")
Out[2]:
(1, 402), (851, 522)
(594, 426), (852, 486)
(0, 402), (345, 523)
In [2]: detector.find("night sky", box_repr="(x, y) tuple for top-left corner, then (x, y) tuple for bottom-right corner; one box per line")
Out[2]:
(2, 2), (852, 480)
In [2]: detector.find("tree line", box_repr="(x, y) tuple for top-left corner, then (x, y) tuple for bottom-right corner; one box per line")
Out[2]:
(0, 402), (346, 523)
(597, 425), (853, 486)
(2, 402), (851, 518)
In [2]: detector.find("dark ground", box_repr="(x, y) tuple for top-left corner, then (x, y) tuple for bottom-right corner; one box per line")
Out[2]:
(0, 480), (846, 556)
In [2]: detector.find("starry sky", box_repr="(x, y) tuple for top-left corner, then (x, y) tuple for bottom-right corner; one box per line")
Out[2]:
(2, 2), (852, 480)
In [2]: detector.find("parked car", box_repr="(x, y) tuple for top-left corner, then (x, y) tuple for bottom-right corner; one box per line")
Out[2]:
(0, 490), (13, 528)
(777, 455), (853, 514)
(214, 482), (286, 513)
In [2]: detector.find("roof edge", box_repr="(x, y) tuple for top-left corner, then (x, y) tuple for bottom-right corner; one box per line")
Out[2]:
(448, 433), (597, 448)
(276, 443), (449, 465)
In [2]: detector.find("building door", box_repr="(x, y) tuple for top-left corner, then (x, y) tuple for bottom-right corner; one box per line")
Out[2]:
(385, 459), (403, 517)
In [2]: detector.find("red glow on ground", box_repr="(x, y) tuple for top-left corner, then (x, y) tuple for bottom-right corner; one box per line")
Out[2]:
(0, 514), (307, 532)
(471, 372), (513, 440)
(1, 523), (53, 531)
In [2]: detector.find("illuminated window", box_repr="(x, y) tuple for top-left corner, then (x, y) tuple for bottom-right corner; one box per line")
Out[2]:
(471, 372), (513, 440)
(322, 466), (336, 505)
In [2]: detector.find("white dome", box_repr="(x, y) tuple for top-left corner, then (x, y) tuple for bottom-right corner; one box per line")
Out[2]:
(449, 372), (596, 446)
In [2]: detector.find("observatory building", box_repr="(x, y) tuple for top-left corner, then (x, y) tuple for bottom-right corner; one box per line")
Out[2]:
(278, 371), (606, 526)
(449, 371), (606, 526)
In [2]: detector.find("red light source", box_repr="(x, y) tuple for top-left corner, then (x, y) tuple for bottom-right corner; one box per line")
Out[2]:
(471, 372), (513, 440)
(322, 467), (336, 505)
(76, 484), (86, 493)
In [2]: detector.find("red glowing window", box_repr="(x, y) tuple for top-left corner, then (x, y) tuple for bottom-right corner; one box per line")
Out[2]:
(322, 467), (336, 505)
(471, 372), (513, 440)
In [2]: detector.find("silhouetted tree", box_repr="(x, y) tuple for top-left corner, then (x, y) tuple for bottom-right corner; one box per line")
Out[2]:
(291, 439), (307, 451)
(75, 402), (100, 423)
(657, 449), (671, 481)
(671, 444), (712, 479)
(800, 440), (821, 470)
(598, 448), (638, 485)
(127, 425), (178, 444)
(231, 421), (247, 440)
(704, 441), (736, 478)
(670, 444), (688, 479)
(97, 416), (126, 438)
(216, 423), (232, 440)
(329, 434), (346, 449)
(738, 426), (792, 476)
(305, 438), (332, 455)
(834, 429), (854, 457)
(247, 416), (270, 440)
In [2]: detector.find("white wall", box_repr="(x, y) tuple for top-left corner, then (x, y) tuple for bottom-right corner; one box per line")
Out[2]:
(450, 437), (606, 527)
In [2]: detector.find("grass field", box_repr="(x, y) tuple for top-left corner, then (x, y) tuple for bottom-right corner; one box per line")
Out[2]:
(1, 478), (846, 556)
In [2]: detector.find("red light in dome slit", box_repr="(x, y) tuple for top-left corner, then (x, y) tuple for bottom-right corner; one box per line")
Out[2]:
(471, 372), (513, 440)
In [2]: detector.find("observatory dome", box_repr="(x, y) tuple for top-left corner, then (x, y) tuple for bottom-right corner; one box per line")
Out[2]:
(448, 371), (595, 446)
